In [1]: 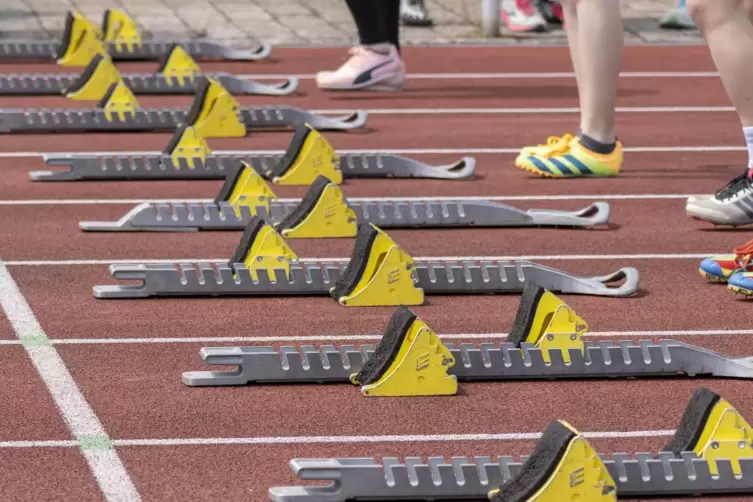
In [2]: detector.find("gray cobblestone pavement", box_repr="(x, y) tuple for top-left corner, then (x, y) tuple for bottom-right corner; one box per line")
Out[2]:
(0, 0), (703, 46)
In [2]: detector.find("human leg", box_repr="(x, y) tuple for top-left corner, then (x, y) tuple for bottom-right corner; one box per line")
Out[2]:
(685, 0), (753, 226)
(515, 0), (624, 178)
(315, 0), (405, 91)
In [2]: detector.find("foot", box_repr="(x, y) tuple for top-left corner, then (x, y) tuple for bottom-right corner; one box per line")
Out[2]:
(728, 271), (753, 297)
(699, 238), (753, 283)
(685, 173), (753, 226)
(659, 7), (697, 29)
(532, 0), (563, 25)
(500, 0), (548, 33)
(401, 0), (433, 26)
(515, 134), (623, 178)
(315, 45), (405, 91)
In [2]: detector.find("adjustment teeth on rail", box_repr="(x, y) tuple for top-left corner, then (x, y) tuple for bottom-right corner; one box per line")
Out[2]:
(274, 175), (357, 239)
(55, 11), (105, 66)
(164, 124), (212, 169)
(662, 387), (753, 476)
(488, 420), (616, 502)
(265, 123), (343, 185)
(215, 160), (277, 207)
(101, 9), (141, 47)
(156, 43), (201, 82)
(330, 224), (423, 307)
(228, 216), (297, 280)
(64, 53), (121, 100)
(350, 307), (456, 397)
(508, 281), (587, 363)
(185, 78), (245, 138)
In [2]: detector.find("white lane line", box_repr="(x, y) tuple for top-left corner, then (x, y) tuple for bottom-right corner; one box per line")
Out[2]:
(0, 328), (751, 346)
(0, 194), (703, 205)
(0, 263), (141, 502)
(311, 106), (735, 115)
(0, 429), (676, 449)
(0, 145), (746, 158)
(240, 71), (721, 80)
(2, 253), (710, 267)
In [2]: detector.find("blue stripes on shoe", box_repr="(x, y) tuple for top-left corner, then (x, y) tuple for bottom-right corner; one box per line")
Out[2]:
(526, 155), (594, 176)
(547, 158), (572, 175)
(527, 156), (552, 174)
(563, 155), (593, 174)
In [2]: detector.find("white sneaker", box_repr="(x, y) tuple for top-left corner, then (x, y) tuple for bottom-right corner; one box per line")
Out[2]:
(315, 45), (405, 91)
(500, 0), (548, 32)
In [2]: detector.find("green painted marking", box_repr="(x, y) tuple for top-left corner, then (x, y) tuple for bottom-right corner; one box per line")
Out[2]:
(20, 335), (51, 347)
(77, 435), (113, 451)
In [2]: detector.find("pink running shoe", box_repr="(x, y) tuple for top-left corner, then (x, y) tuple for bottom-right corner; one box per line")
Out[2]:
(315, 44), (405, 91)
(500, 0), (548, 32)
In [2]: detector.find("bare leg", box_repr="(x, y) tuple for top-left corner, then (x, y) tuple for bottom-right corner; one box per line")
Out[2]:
(560, 0), (582, 98)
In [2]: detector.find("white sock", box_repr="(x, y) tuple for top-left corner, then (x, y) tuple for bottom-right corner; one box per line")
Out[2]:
(745, 126), (753, 170)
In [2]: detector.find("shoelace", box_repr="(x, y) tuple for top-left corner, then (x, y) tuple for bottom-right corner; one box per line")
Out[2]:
(732, 239), (753, 269)
(536, 134), (574, 156)
(715, 173), (751, 201)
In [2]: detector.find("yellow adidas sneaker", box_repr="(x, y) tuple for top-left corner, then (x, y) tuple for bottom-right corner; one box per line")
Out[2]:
(515, 134), (623, 178)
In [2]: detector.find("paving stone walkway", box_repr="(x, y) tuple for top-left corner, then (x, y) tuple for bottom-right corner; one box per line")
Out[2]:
(0, 0), (703, 46)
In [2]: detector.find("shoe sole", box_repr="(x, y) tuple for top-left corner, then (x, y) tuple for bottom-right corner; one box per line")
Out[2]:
(317, 73), (405, 92)
(699, 268), (729, 283)
(728, 284), (753, 297)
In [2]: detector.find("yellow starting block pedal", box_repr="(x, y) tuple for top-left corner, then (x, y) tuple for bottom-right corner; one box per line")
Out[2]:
(163, 124), (212, 169)
(507, 281), (587, 364)
(156, 43), (201, 83)
(214, 160), (277, 215)
(228, 215), (297, 280)
(662, 387), (753, 476)
(64, 53), (121, 100)
(101, 8), (141, 47)
(350, 306), (456, 397)
(184, 78), (245, 138)
(266, 123), (343, 185)
(329, 224), (423, 307)
(488, 420), (616, 502)
(55, 11), (106, 67)
(274, 175), (357, 239)
(96, 80), (139, 121)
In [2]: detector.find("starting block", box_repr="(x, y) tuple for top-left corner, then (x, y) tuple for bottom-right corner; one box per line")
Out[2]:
(91, 222), (640, 299)
(76, 159), (611, 233)
(228, 217), (297, 281)
(63, 54), (121, 100)
(267, 387), (753, 501)
(182, 280), (753, 387)
(0, 9), (271, 63)
(1, 43), (297, 97)
(0, 79), (366, 134)
(33, 123), (476, 182)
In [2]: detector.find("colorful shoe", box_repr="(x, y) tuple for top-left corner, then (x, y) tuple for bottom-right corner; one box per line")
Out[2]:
(728, 271), (753, 297)
(401, 0), (433, 26)
(533, 0), (563, 25)
(515, 134), (622, 178)
(500, 0), (548, 33)
(699, 238), (753, 283)
(686, 173), (753, 226)
(315, 45), (405, 91)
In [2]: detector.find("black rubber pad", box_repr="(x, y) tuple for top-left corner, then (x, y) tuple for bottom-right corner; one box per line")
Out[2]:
(354, 306), (417, 387)
(490, 420), (577, 502)
(162, 123), (189, 155)
(662, 387), (721, 455)
(156, 43), (181, 73)
(330, 224), (379, 300)
(507, 281), (546, 347)
(63, 54), (103, 94)
(55, 12), (76, 60)
(266, 123), (310, 179)
(213, 160), (246, 204)
(101, 9), (112, 35)
(274, 175), (331, 233)
(96, 82), (119, 108)
(228, 216), (266, 266)
(185, 78), (211, 126)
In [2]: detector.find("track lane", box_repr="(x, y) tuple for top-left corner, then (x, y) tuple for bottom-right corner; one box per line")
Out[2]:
(0, 198), (747, 261)
(0, 111), (744, 154)
(0, 74), (731, 110)
(0, 151), (744, 201)
(7, 260), (750, 339)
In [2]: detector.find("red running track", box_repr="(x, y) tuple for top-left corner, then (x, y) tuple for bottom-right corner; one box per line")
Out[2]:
(2, 45), (753, 502)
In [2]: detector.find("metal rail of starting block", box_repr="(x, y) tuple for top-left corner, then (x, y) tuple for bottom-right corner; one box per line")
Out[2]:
(32, 152), (476, 182)
(78, 200), (611, 232)
(0, 39), (271, 61)
(0, 106), (367, 134)
(267, 454), (753, 501)
(182, 339), (753, 386)
(0, 73), (298, 96)
(92, 260), (639, 299)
